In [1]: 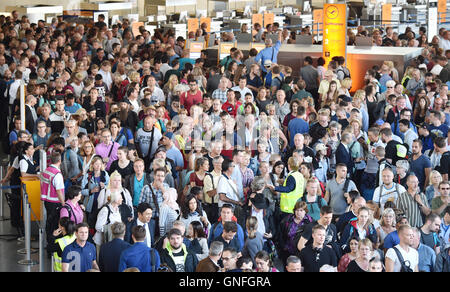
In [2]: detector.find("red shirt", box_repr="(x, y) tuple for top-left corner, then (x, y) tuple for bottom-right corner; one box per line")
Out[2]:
(222, 100), (242, 117)
(180, 90), (202, 113)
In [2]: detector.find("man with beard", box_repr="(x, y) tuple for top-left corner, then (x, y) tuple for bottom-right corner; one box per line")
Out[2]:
(409, 140), (432, 191)
(110, 99), (139, 136)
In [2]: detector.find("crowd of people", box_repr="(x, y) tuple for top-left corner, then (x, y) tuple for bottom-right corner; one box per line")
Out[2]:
(0, 11), (449, 272)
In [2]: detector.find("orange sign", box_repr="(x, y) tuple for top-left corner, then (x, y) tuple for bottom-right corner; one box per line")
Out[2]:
(132, 22), (144, 37)
(218, 41), (236, 63)
(313, 9), (323, 34)
(382, 4), (392, 25)
(438, 0), (446, 22)
(323, 4), (347, 66)
(187, 18), (199, 35)
(264, 13), (274, 27)
(188, 41), (204, 59)
(200, 17), (211, 33)
(252, 13), (263, 26)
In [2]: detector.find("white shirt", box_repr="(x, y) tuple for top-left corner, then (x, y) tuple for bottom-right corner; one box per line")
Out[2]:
(403, 128), (418, 151)
(373, 183), (407, 212)
(9, 79), (21, 105)
(98, 69), (113, 91)
(48, 164), (65, 191)
(231, 85), (254, 100)
(251, 207), (266, 236)
(137, 218), (152, 248)
(217, 174), (240, 208)
(139, 86), (165, 105)
(386, 244), (419, 272)
(160, 63), (172, 78)
(93, 204), (122, 245)
(19, 155), (34, 173)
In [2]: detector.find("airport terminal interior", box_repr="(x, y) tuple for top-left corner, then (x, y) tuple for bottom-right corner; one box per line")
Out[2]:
(0, 0), (449, 273)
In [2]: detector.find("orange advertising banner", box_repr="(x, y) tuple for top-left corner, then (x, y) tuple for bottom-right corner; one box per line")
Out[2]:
(200, 17), (211, 33)
(132, 22), (144, 36)
(438, 0), (446, 22)
(323, 4), (347, 66)
(252, 14), (263, 36)
(382, 4), (392, 25)
(313, 9), (323, 33)
(187, 18), (199, 34)
(252, 13), (263, 26)
(264, 13), (274, 27)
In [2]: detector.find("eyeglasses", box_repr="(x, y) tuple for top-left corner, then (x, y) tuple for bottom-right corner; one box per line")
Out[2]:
(440, 187), (450, 190)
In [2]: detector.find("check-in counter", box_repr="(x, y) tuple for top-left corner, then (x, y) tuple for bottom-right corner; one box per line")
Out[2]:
(20, 177), (41, 222)
(207, 44), (422, 92)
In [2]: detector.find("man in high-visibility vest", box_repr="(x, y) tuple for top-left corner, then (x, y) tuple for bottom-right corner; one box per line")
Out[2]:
(269, 157), (305, 220)
(41, 152), (65, 256)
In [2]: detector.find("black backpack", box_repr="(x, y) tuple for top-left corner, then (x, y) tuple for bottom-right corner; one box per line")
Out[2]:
(48, 204), (74, 236)
(337, 67), (351, 79)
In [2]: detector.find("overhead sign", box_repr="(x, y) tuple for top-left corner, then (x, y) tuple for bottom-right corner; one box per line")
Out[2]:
(438, 0), (446, 23)
(382, 4), (392, 26)
(264, 12), (274, 27)
(187, 18), (199, 35)
(322, 3), (347, 66)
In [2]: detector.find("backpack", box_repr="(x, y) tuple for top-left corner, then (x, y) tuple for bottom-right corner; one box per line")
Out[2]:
(100, 204), (114, 244)
(337, 67), (351, 79)
(48, 204), (74, 236)
(301, 193), (324, 209)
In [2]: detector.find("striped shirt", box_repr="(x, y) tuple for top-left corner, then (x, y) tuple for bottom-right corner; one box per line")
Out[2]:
(396, 191), (429, 228)
(139, 183), (168, 217)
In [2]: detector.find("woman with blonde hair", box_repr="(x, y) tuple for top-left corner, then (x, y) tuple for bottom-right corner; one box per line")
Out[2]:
(93, 188), (124, 246)
(383, 60), (399, 83)
(346, 238), (374, 272)
(163, 74), (179, 105)
(340, 78), (352, 96)
(425, 170), (443, 205)
(96, 171), (134, 221)
(81, 156), (110, 227)
(376, 207), (396, 248)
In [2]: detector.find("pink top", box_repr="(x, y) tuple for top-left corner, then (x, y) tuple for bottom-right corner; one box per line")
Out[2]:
(60, 200), (84, 225)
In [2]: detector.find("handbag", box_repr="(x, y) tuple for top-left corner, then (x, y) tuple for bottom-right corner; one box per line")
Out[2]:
(392, 246), (414, 272)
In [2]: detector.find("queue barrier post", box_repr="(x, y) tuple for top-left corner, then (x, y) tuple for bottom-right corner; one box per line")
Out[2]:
(17, 185), (38, 266)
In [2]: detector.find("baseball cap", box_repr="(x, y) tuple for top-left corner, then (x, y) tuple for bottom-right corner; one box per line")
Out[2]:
(164, 132), (174, 140)
(155, 145), (166, 155)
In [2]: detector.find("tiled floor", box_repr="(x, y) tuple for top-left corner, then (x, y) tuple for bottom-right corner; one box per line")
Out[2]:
(0, 203), (51, 272)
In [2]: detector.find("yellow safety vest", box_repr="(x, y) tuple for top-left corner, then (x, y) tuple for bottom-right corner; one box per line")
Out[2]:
(280, 171), (305, 214)
(53, 234), (76, 272)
